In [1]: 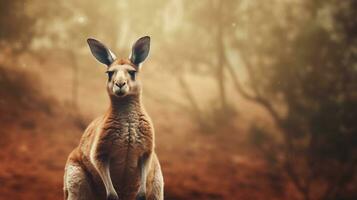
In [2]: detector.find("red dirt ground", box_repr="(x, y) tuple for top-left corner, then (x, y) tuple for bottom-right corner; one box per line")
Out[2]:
(0, 59), (296, 200)
(0, 105), (292, 200)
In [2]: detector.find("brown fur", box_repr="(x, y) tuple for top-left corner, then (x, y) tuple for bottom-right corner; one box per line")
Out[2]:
(64, 37), (163, 200)
(114, 59), (136, 67)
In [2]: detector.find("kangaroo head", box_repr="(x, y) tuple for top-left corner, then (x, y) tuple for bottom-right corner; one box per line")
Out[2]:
(87, 36), (150, 98)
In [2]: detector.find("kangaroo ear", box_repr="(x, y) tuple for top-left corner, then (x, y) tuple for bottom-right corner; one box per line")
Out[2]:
(130, 36), (150, 66)
(87, 38), (116, 66)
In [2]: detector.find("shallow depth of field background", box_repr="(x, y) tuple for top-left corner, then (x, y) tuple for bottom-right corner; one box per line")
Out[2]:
(0, 0), (356, 200)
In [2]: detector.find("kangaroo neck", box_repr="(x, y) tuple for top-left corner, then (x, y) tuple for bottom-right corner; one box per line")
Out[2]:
(109, 94), (142, 118)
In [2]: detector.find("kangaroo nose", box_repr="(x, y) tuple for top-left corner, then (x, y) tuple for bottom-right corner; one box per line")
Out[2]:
(115, 81), (126, 88)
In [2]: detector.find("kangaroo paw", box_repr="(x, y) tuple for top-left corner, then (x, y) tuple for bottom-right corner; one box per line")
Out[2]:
(107, 192), (119, 200)
(136, 193), (146, 200)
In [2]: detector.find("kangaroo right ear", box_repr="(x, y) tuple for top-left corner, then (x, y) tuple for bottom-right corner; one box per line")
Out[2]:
(130, 36), (150, 66)
(87, 38), (116, 66)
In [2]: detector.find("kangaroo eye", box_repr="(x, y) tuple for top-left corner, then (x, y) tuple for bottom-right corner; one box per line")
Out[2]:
(106, 71), (115, 80)
(128, 70), (137, 80)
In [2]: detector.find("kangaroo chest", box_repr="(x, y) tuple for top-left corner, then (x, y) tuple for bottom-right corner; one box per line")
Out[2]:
(114, 120), (144, 146)
(107, 116), (152, 148)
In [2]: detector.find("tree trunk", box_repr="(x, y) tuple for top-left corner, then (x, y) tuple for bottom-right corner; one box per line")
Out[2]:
(215, 2), (227, 111)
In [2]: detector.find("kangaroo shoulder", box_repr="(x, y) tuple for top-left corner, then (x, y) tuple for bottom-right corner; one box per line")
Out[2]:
(78, 115), (106, 154)
(83, 115), (106, 136)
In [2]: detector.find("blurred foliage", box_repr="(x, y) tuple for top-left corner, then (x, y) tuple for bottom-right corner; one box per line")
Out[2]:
(0, 0), (35, 51)
(0, 64), (52, 116)
(236, 1), (357, 200)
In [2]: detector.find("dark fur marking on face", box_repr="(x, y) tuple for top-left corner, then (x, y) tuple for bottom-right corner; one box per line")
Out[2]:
(128, 70), (137, 80)
(106, 71), (115, 81)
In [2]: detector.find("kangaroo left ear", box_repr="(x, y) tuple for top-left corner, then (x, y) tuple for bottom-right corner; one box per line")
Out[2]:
(130, 36), (150, 66)
(87, 38), (116, 66)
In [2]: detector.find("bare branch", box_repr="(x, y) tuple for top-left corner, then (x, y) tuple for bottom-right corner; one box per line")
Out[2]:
(225, 60), (257, 101)
(285, 160), (310, 200)
(177, 75), (205, 125)
(321, 159), (357, 200)
(224, 49), (283, 125)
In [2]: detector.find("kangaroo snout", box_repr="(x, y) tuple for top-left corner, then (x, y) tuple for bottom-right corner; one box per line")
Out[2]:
(115, 81), (127, 88)
(113, 79), (129, 96)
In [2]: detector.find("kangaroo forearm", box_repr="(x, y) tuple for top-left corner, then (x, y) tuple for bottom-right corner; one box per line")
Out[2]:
(96, 161), (117, 197)
(89, 135), (118, 199)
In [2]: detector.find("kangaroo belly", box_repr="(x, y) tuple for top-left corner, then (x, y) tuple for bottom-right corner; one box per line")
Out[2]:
(110, 147), (141, 195)
(109, 133), (148, 198)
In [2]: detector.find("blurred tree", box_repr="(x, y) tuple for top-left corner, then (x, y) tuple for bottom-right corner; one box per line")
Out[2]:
(155, 0), (239, 130)
(0, 0), (35, 52)
(224, 0), (357, 199)
(29, 0), (167, 108)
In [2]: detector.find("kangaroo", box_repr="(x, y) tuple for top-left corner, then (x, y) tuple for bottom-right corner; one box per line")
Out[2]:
(64, 36), (164, 200)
